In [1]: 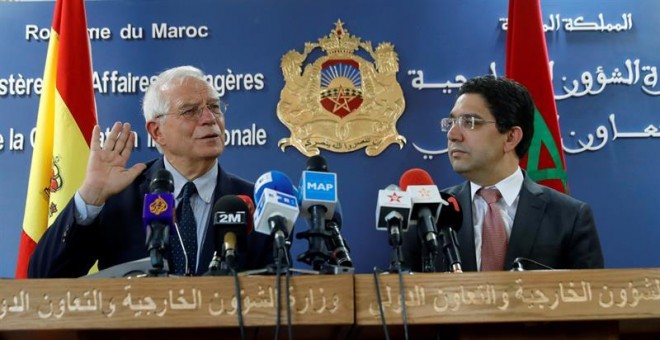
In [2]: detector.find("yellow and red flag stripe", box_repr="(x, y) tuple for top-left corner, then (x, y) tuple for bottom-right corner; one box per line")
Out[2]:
(15, 0), (97, 278)
(506, 0), (569, 194)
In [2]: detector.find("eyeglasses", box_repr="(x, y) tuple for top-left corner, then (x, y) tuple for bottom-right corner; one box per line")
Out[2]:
(440, 115), (496, 132)
(156, 102), (228, 121)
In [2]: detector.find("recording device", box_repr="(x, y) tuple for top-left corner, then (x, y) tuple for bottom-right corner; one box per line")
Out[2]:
(399, 169), (444, 272)
(206, 195), (253, 275)
(142, 169), (175, 276)
(438, 192), (463, 273)
(253, 171), (299, 267)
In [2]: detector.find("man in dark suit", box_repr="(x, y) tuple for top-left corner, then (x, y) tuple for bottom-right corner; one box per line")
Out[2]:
(404, 75), (604, 272)
(29, 66), (271, 278)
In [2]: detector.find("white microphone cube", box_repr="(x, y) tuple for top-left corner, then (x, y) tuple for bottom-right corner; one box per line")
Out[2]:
(254, 188), (299, 235)
(406, 184), (445, 222)
(376, 189), (412, 231)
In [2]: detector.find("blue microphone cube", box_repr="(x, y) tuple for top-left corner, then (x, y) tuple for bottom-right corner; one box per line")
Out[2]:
(299, 171), (337, 219)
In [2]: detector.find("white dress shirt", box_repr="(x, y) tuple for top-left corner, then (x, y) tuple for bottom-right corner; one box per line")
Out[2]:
(470, 167), (524, 271)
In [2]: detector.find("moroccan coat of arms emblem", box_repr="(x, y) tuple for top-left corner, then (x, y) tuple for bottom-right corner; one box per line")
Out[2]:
(277, 20), (406, 156)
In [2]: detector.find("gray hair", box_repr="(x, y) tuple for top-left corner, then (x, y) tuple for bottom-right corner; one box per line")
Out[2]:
(142, 65), (221, 153)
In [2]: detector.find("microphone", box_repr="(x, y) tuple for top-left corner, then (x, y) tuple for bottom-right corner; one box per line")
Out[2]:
(253, 171), (299, 266)
(142, 169), (175, 275)
(376, 184), (412, 247)
(438, 192), (463, 273)
(297, 155), (338, 270)
(237, 194), (256, 232)
(299, 155), (337, 223)
(399, 169), (444, 272)
(207, 195), (253, 274)
(255, 170), (297, 201)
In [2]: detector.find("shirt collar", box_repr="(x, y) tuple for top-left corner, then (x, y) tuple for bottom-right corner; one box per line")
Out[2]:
(470, 167), (524, 206)
(164, 157), (218, 204)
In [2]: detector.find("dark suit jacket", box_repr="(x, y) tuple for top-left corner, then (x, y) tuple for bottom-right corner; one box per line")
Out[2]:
(28, 158), (272, 278)
(403, 174), (604, 272)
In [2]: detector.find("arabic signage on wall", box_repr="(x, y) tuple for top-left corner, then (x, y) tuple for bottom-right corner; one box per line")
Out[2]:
(0, 0), (658, 278)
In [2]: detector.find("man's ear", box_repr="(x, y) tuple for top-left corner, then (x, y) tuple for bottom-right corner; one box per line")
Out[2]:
(146, 120), (163, 146)
(504, 126), (523, 153)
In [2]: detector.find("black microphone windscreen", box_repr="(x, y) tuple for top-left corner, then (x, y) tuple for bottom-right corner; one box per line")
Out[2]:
(212, 195), (250, 252)
(306, 155), (328, 172)
(150, 169), (174, 193)
(212, 195), (249, 216)
(438, 192), (463, 232)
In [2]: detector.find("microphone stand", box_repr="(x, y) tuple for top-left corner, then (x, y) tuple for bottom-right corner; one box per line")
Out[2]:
(296, 214), (355, 275)
(246, 215), (345, 339)
(146, 223), (169, 277)
(205, 252), (246, 340)
(295, 206), (331, 271)
(439, 227), (463, 273)
(386, 217), (407, 273)
(371, 213), (410, 340)
(416, 208), (439, 273)
(204, 251), (235, 276)
(259, 215), (294, 340)
(420, 243), (438, 273)
(323, 221), (354, 274)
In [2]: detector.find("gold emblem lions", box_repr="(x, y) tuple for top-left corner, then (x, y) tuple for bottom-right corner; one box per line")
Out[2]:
(277, 20), (406, 156)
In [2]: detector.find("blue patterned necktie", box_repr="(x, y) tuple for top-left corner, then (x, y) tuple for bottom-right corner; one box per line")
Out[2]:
(170, 182), (198, 275)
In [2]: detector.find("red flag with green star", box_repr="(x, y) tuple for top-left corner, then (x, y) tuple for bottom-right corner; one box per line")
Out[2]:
(505, 0), (568, 193)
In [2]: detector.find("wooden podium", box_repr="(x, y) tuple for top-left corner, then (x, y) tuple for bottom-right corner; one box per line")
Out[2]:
(0, 275), (354, 339)
(354, 268), (660, 339)
(2, 269), (659, 339)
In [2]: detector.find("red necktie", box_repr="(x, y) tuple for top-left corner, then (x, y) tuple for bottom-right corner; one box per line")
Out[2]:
(478, 187), (507, 271)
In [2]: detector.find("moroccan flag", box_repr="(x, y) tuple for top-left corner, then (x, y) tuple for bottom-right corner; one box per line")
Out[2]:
(505, 0), (568, 194)
(15, 0), (97, 278)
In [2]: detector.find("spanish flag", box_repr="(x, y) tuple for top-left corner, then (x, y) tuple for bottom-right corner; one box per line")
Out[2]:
(505, 0), (569, 194)
(15, 0), (97, 278)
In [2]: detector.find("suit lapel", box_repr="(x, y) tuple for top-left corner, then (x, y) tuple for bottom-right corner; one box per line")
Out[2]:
(505, 176), (547, 269)
(454, 182), (478, 272)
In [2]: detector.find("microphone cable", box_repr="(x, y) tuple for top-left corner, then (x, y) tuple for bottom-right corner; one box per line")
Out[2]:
(231, 267), (246, 340)
(273, 243), (294, 340)
(395, 263), (410, 340)
(274, 249), (283, 340)
(172, 222), (190, 276)
(512, 257), (556, 271)
(372, 267), (390, 340)
(286, 268), (293, 340)
(372, 265), (410, 340)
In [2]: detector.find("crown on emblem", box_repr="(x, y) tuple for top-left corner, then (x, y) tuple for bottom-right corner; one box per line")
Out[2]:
(319, 20), (360, 55)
